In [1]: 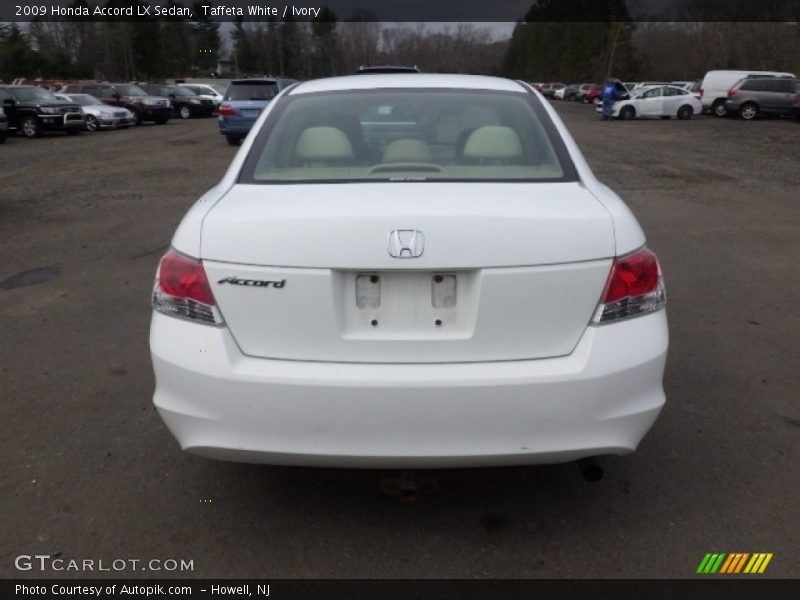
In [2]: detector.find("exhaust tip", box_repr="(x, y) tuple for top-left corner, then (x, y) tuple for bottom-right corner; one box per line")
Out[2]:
(578, 457), (604, 482)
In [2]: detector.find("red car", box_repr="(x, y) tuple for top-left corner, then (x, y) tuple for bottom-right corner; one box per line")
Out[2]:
(583, 84), (603, 104)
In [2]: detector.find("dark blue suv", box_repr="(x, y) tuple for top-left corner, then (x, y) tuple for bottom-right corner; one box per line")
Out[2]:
(218, 78), (296, 146)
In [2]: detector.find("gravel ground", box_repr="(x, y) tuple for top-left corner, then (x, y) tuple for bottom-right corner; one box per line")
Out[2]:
(1, 105), (798, 578)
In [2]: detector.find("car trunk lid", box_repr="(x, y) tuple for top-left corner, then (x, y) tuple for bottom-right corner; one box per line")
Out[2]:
(200, 182), (614, 363)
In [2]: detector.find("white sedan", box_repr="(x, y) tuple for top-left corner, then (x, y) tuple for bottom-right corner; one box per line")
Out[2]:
(598, 84), (703, 119)
(150, 74), (668, 469)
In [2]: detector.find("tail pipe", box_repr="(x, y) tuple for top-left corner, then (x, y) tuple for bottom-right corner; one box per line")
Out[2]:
(577, 457), (604, 482)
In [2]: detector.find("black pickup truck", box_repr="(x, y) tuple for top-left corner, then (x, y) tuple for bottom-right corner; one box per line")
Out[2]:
(0, 85), (84, 137)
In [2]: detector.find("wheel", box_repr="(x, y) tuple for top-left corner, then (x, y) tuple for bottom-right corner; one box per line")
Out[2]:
(66, 129), (81, 136)
(593, 97), (601, 105)
(20, 116), (41, 138)
(712, 100), (727, 117)
(226, 136), (242, 146)
(582, 96), (590, 104)
(619, 106), (636, 120)
(677, 105), (693, 120)
(739, 103), (758, 120)
(178, 105), (191, 119)
(133, 111), (143, 126)
(154, 117), (169, 125)
(85, 115), (99, 131)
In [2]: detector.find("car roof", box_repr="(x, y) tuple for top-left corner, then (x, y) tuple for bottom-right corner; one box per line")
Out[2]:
(230, 78), (285, 84)
(290, 74), (528, 95)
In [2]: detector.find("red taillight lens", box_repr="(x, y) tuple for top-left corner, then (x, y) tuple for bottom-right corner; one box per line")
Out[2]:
(596, 247), (666, 323)
(158, 250), (215, 305)
(218, 104), (236, 116)
(602, 248), (660, 303)
(152, 250), (222, 325)
(728, 87), (738, 96)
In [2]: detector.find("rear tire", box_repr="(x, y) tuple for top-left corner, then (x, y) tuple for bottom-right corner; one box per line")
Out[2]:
(85, 115), (99, 131)
(677, 105), (693, 120)
(226, 135), (242, 146)
(133, 111), (143, 126)
(712, 99), (727, 117)
(739, 102), (758, 120)
(619, 106), (636, 120)
(178, 105), (191, 120)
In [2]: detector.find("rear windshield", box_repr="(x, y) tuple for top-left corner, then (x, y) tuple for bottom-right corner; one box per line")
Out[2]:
(225, 82), (278, 101)
(240, 88), (574, 184)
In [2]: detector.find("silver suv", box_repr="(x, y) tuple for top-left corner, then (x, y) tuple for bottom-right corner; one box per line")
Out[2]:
(725, 76), (800, 120)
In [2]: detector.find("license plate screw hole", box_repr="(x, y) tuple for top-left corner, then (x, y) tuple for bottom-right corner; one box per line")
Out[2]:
(370, 275), (380, 284)
(370, 319), (379, 327)
(433, 274), (444, 284)
(434, 319), (443, 327)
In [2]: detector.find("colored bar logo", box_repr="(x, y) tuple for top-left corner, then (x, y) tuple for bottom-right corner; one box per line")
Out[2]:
(697, 553), (773, 574)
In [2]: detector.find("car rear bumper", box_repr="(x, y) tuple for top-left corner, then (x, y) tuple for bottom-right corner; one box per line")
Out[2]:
(724, 99), (743, 112)
(150, 309), (668, 468)
(218, 118), (256, 136)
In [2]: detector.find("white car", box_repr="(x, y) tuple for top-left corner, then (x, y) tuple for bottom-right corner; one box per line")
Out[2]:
(150, 74), (668, 469)
(55, 93), (136, 130)
(598, 85), (702, 120)
(179, 83), (225, 109)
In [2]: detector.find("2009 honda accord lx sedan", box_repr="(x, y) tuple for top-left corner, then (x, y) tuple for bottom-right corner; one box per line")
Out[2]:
(150, 74), (668, 469)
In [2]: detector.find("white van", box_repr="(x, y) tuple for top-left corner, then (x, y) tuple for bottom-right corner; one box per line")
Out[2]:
(700, 70), (796, 116)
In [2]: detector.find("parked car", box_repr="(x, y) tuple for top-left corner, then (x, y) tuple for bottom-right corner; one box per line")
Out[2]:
(698, 70), (795, 117)
(140, 84), (215, 119)
(599, 84), (702, 120)
(61, 81), (172, 125)
(724, 77), (800, 120)
(542, 83), (565, 99)
(575, 83), (593, 102)
(0, 85), (84, 137)
(586, 80), (630, 105)
(151, 73), (668, 470)
(0, 105), (7, 143)
(583, 83), (603, 104)
(562, 84), (581, 101)
(218, 77), (296, 146)
(178, 83), (224, 109)
(55, 93), (136, 130)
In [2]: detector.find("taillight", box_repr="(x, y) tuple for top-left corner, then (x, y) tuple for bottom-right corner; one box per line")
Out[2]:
(594, 247), (666, 323)
(152, 249), (223, 325)
(218, 104), (236, 116)
(728, 87), (738, 97)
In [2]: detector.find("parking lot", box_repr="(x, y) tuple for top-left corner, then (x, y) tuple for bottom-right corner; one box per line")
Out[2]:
(1, 103), (799, 578)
